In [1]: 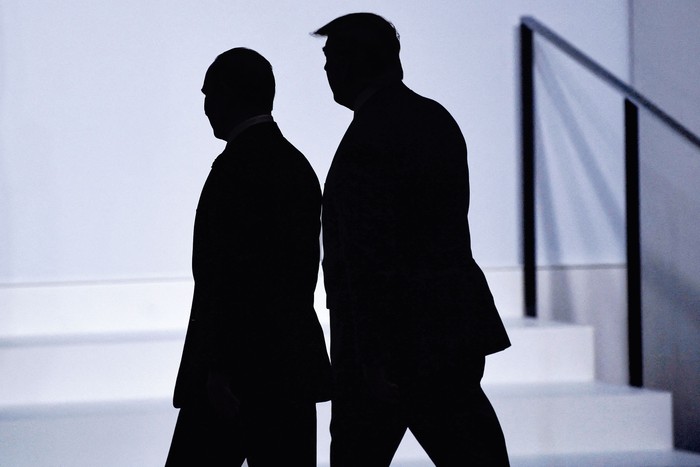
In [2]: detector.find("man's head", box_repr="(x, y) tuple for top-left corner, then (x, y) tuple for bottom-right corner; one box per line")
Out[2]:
(313, 13), (403, 109)
(202, 48), (275, 140)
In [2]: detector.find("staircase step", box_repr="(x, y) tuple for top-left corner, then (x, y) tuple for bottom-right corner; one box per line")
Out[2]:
(486, 382), (673, 456)
(0, 317), (594, 409)
(0, 382), (675, 464)
(484, 318), (594, 384)
(0, 333), (183, 407)
(509, 449), (700, 466)
(316, 382), (673, 462)
(320, 318), (596, 385)
(0, 399), (177, 467)
(320, 449), (700, 467)
(0, 279), (192, 338)
(0, 281), (677, 464)
(0, 382), (677, 466)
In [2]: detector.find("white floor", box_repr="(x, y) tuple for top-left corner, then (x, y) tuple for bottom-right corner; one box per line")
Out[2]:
(509, 450), (700, 466)
(325, 450), (700, 467)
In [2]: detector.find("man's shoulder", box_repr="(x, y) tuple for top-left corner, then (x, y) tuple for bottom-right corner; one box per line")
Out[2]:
(357, 83), (455, 127)
(215, 124), (319, 189)
(351, 85), (460, 144)
(215, 124), (287, 166)
(403, 88), (456, 124)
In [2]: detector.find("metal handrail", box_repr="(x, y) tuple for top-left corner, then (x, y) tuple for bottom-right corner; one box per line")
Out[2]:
(520, 16), (700, 387)
(521, 17), (700, 149)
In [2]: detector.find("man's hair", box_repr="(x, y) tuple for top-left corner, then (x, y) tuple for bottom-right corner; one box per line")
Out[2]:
(203, 47), (275, 112)
(313, 13), (403, 79)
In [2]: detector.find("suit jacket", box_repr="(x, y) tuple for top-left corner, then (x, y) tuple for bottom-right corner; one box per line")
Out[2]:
(323, 81), (510, 376)
(173, 121), (331, 408)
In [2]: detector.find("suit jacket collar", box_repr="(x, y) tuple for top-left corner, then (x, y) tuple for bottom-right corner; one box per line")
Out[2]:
(213, 119), (279, 169)
(225, 114), (274, 144)
(353, 80), (407, 116)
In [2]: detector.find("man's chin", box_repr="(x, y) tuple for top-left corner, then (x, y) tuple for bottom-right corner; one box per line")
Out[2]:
(212, 128), (228, 141)
(333, 93), (354, 110)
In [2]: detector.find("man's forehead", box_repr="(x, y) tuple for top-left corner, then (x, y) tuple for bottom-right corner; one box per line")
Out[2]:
(322, 38), (346, 57)
(322, 40), (333, 55)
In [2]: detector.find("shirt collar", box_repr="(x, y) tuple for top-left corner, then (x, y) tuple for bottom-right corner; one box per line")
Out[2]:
(353, 86), (380, 112)
(225, 114), (274, 143)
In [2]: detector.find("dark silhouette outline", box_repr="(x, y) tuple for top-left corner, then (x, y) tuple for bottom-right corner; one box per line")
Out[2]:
(165, 48), (331, 466)
(315, 13), (511, 466)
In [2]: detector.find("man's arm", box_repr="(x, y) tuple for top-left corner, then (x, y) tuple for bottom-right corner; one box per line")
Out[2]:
(197, 162), (264, 411)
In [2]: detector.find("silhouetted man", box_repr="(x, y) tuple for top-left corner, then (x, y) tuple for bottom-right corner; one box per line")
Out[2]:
(315, 13), (511, 466)
(165, 48), (331, 466)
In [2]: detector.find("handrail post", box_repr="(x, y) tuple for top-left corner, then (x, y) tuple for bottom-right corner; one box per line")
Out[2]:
(521, 23), (537, 318)
(625, 98), (643, 387)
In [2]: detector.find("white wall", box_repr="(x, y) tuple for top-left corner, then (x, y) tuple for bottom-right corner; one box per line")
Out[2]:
(0, 1), (629, 284)
(534, 43), (627, 266)
(629, 0), (700, 452)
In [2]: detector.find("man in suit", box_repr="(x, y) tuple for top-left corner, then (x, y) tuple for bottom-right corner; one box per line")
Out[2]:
(314, 13), (511, 466)
(166, 47), (331, 466)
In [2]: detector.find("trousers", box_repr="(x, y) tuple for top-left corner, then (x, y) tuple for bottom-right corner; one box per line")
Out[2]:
(165, 396), (317, 466)
(330, 356), (509, 467)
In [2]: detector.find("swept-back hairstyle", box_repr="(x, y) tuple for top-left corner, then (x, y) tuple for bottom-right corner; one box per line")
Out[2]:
(313, 13), (403, 80)
(203, 47), (275, 112)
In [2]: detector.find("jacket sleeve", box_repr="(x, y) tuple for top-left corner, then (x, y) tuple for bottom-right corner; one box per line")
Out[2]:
(331, 135), (405, 368)
(196, 161), (264, 372)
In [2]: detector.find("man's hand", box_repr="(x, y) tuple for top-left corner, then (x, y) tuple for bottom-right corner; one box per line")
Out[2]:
(206, 369), (241, 420)
(363, 364), (400, 404)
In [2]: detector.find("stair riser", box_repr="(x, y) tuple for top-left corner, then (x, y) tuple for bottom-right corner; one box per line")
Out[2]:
(0, 319), (594, 407)
(488, 389), (673, 455)
(484, 325), (594, 384)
